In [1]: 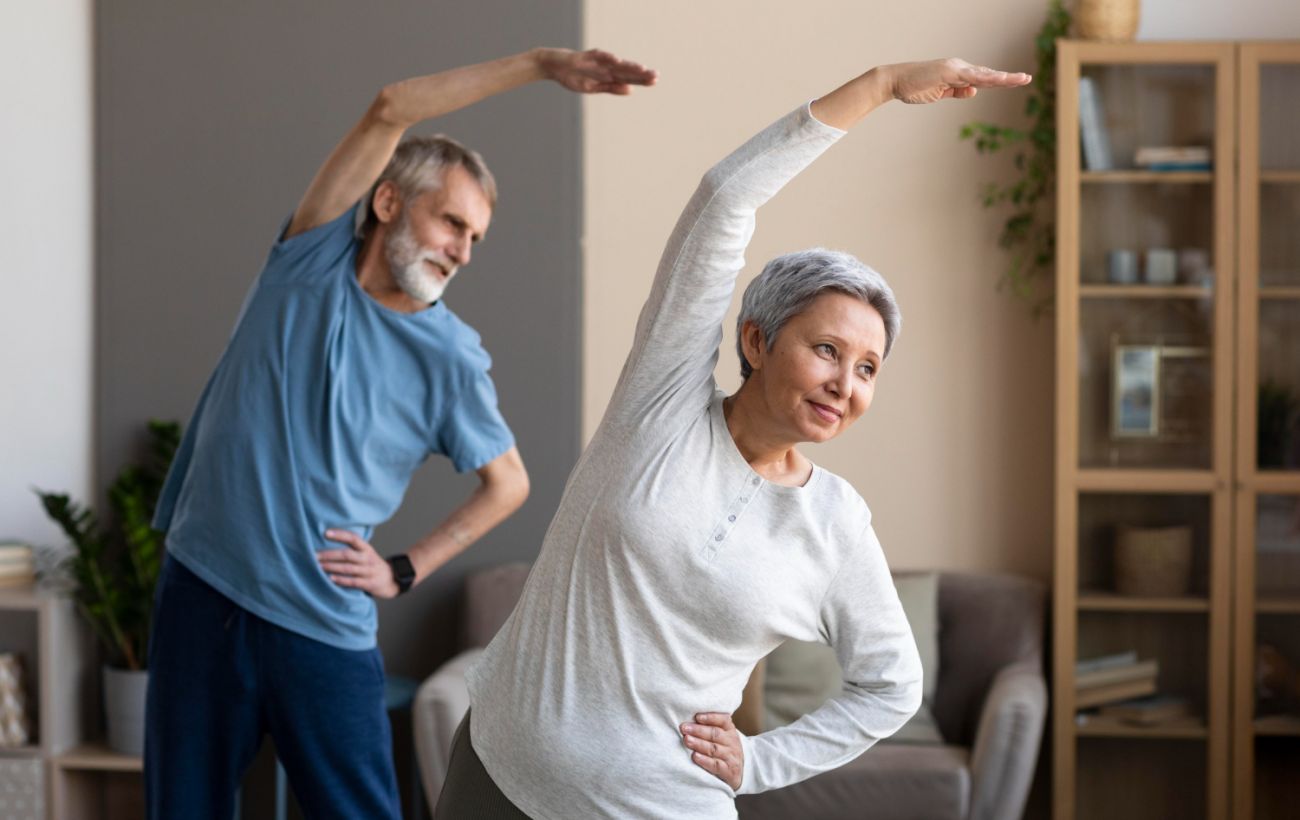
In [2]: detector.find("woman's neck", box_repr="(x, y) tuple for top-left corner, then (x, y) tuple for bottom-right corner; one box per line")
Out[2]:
(723, 386), (812, 486)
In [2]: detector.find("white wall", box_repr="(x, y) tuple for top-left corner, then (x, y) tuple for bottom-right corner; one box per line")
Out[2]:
(0, 0), (94, 546)
(1141, 0), (1300, 40)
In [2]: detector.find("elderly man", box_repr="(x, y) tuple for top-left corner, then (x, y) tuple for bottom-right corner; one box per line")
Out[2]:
(144, 47), (656, 819)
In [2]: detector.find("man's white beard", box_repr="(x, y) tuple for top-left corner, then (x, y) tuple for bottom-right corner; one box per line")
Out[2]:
(384, 216), (457, 304)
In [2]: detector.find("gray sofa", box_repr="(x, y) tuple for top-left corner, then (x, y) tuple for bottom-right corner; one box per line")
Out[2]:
(413, 564), (1046, 820)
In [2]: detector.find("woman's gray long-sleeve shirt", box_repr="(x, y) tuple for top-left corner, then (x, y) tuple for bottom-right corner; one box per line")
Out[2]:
(466, 103), (923, 820)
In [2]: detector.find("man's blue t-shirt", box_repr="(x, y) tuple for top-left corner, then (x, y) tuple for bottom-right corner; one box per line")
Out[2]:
(154, 204), (515, 650)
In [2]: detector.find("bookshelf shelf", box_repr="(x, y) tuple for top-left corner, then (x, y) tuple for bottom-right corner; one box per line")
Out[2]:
(1078, 591), (1210, 612)
(1074, 469), (1217, 493)
(1081, 170), (1214, 184)
(1249, 473), (1300, 493)
(1256, 597), (1300, 614)
(1079, 285), (1212, 300)
(1252, 715), (1300, 736)
(0, 744), (43, 759)
(1075, 714), (1208, 739)
(53, 743), (142, 773)
(1260, 170), (1300, 183)
(1259, 286), (1300, 300)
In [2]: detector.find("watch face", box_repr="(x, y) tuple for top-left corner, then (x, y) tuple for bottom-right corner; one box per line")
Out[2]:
(390, 555), (416, 591)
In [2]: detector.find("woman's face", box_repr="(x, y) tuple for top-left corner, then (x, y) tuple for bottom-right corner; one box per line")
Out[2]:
(742, 291), (887, 444)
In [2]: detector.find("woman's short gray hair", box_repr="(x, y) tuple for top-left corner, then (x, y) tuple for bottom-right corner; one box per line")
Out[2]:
(356, 133), (497, 237)
(735, 247), (901, 380)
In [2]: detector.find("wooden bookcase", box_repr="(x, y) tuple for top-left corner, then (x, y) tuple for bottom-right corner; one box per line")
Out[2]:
(1055, 39), (1300, 820)
(1052, 39), (1300, 820)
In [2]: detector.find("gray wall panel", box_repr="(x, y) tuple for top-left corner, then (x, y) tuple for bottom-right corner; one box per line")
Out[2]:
(96, 0), (581, 697)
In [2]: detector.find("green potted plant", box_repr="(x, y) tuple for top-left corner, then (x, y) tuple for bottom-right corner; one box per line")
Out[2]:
(959, 0), (1071, 314)
(36, 420), (180, 755)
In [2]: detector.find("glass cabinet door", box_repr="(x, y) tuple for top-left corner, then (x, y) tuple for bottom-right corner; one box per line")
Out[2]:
(1254, 59), (1300, 472)
(1074, 63), (1224, 471)
(1235, 44), (1300, 820)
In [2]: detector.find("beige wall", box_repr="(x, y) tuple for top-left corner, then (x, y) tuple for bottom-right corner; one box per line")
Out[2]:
(583, 1), (1056, 579)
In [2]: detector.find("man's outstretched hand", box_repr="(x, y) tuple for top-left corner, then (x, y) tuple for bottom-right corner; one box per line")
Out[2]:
(537, 48), (658, 95)
(887, 57), (1031, 104)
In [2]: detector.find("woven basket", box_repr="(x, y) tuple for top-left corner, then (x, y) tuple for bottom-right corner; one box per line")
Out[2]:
(1115, 525), (1192, 596)
(1076, 0), (1140, 41)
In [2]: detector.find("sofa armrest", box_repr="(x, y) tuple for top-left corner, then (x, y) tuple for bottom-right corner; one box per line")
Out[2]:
(412, 647), (484, 808)
(967, 660), (1046, 820)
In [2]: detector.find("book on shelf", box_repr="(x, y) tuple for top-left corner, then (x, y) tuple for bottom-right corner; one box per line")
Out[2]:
(1077, 76), (1114, 171)
(0, 543), (35, 587)
(1076, 658), (1159, 689)
(1098, 695), (1190, 726)
(1076, 676), (1158, 709)
(1075, 651), (1138, 676)
(1133, 145), (1212, 172)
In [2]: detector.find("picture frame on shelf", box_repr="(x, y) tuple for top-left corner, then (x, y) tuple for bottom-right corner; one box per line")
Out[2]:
(1112, 345), (1161, 437)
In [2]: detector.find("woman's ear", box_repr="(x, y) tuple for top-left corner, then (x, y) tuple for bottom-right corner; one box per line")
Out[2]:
(740, 320), (766, 373)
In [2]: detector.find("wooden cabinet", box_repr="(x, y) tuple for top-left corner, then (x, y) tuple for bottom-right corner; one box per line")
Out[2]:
(1054, 40), (1300, 820)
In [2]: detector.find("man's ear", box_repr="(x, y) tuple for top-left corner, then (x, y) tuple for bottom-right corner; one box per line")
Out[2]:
(740, 320), (766, 373)
(371, 180), (403, 225)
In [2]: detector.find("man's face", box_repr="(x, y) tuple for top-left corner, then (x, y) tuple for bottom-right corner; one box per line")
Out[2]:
(383, 164), (493, 304)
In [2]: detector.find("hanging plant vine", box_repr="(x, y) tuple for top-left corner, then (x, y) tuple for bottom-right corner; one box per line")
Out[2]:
(959, 0), (1071, 315)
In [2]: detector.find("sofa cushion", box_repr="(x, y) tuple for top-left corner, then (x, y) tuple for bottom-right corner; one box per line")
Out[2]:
(461, 562), (532, 648)
(736, 743), (970, 820)
(762, 572), (942, 743)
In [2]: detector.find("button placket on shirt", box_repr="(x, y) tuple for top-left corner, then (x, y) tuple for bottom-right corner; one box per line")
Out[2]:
(702, 475), (762, 561)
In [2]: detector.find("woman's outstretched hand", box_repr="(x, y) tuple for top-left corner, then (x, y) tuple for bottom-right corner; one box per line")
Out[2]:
(681, 712), (744, 791)
(811, 57), (1031, 129)
(886, 58), (1031, 104)
(536, 48), (658, 95)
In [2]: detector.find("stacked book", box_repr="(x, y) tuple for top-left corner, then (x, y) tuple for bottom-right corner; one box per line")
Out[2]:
(1097, 694), (1190, 727)
(0, 543), (36, 588)
(1076, 651), (1158, 708)
(1133, 145), (1212, 171)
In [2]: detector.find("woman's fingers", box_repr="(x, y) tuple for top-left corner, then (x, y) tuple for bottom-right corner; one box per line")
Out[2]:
(680, 713), (743, 789)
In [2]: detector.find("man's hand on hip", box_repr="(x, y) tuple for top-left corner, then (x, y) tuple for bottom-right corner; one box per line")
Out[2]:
(319, 530), (401, 599)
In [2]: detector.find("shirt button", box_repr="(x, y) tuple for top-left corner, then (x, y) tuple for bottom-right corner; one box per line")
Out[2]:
(728, 515), (736, 522)
(714, 534), (724, 542)
(752, 477), (760, 486)
(740, 497), (748, 503)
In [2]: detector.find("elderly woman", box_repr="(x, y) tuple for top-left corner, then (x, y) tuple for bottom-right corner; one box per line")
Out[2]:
(435, 57), (1031, 818)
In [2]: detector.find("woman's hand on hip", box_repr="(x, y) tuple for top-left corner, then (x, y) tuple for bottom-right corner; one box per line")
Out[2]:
(680, 712), (744, 791)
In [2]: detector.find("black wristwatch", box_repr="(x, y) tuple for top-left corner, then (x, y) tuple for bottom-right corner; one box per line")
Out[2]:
(388, 554), (416, 595)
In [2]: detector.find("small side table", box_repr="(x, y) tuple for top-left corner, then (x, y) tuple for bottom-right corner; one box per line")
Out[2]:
(271, 675), (425, 820)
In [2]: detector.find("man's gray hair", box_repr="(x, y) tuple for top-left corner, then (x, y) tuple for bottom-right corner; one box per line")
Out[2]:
(356, 133), (497, 237)
(735, 248), (901, 380)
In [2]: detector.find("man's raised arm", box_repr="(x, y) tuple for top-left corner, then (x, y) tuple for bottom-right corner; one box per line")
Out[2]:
(285, 48), (656, 239)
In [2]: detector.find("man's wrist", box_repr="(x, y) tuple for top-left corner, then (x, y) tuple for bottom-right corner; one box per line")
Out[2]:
(388, 554), (417, 595)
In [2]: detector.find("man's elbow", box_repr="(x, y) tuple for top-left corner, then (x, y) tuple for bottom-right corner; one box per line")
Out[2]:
(368, 84), (408, 130)
(494, 461), (530, 513)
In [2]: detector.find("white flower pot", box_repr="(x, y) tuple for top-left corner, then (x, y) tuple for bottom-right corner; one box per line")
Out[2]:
(103, 666), (148, 756)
